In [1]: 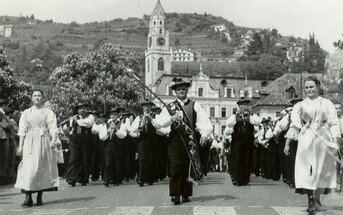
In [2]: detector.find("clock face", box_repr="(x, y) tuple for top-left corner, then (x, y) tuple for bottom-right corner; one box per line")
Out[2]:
(157, 37), (165, 46)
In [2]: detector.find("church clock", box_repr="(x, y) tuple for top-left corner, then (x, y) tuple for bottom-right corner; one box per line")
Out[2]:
(157, 36), (165, 46)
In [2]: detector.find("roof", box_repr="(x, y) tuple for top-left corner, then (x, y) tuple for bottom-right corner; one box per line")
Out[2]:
(151, 0), (165, 17)
(253, 73), (324, 107)
(155, 73), (272, 97)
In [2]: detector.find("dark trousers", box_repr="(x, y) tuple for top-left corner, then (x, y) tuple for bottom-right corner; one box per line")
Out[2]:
(252, 144), (260, 176)
(103, 140), (113, 183)
(199, 143), (211, 176)
(66, 134), (90, 184)
(91, 137), (101, 181)
(168, 138), (192, 197)
(231, 140), (252, 185)
(266, 138), (280, 180)
(286, 141), (298, 186)
(112, 142), (124, 184)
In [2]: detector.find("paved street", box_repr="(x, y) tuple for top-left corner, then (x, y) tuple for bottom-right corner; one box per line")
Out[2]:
(1, 173), (343, 215)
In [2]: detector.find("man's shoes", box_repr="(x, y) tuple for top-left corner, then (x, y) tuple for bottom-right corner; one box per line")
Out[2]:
(103, 181), (110, 187)
(68, 180), (76, 187)
(171, 196), (180, 205)
(182, 196), (190, 203)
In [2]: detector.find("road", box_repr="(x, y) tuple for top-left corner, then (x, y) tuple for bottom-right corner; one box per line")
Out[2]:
(1, 173), (343, 215)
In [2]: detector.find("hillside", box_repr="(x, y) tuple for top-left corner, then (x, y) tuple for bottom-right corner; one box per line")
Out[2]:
(0, 13), (313, 85)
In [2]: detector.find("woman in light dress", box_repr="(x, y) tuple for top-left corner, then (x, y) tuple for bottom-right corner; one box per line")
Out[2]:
(15, 90), (59, 207)
(284, 76), (340, 214)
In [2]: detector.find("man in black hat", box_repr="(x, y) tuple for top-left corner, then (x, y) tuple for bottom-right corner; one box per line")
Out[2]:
(92, 112), (112, 186)
(151, 77), (213, 205)
(137, 100), (156, 186)
(230, 107), (255, 186)
(65, 103), (95, 186)
(108, 106), (127, 186)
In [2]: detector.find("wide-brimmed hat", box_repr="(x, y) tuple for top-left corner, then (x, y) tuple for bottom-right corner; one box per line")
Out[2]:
(141, 100), (154, 107)
(75, 103), (88, 109)
(261, 118), (270, 124)
(109, 107), (124, 114)
(237, 99), (250, 106)
(171, 77), (191, 90)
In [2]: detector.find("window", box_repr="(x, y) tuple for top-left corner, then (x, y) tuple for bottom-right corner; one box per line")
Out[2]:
(168, 86), (174, 96)
(159, 29), (162, 34)
(221, 107), (226, 117)
(276, 111), (281, 117)
(147, 59), (150, 73)
(210, 107), (215, 117)
(244, 90), (249, 98)
(158, 58), (164, 71)
(233, 108), (237, 114)
(221, 126), (226, 135)
(160, 21), (162, 25)
(154, 21), (156, 25)
(227, 88), (232, 98)
(240, 90), (244, 98)
(198, 87), (203, 97)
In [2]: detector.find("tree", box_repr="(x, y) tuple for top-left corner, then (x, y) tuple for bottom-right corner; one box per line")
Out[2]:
(245, 33), (263, 60)
(271, 28), (278, 38)
(303, 33), (326, 73)
(29, 14), (35, 20)
(0, 46), (32, 110)
(333, 34), (343, 50)
(49, 43), (144, 116)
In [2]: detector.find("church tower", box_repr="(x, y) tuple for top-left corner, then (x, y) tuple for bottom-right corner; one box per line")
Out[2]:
(145, 0), (172, 92)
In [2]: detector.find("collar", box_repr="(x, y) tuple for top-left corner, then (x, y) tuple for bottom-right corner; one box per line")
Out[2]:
(177, 98), (189, 106)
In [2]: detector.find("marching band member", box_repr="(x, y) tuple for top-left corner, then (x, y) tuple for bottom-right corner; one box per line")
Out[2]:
(65, 103), (95, 187)
(151, 78), (213, 205)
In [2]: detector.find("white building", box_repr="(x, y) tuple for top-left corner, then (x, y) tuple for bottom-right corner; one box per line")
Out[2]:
(172, 48), (200, 62)
(0, 25), (13, 37)
(286, 44), (303, 62)
(210, 24), (227, 32)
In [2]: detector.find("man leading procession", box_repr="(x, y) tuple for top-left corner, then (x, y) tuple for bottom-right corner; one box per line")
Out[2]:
(151, 77), (213, 204)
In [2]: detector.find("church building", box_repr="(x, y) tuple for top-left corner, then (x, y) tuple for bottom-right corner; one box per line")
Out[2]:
(145, 0), (273, 135)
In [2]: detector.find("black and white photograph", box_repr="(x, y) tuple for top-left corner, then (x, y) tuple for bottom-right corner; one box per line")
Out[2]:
(1, 0), (343, 214)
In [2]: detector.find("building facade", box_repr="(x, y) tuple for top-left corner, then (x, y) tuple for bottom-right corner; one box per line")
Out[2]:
(146, 1), (272, 135)
(0, 25), (12, 37)
(172, 48), (200, 62)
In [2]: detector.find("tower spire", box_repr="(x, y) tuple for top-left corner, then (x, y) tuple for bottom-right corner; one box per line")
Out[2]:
(151, 0), (165, 17)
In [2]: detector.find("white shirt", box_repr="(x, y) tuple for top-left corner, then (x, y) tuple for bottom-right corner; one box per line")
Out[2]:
(91, 123), (109, 141)
(152, 99), (213, 139)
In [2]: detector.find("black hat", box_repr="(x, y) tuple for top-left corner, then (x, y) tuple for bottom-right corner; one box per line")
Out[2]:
(110, 107), (124, 113)
(171, 77), (191, 90)
(141, 100), (154, 106)
(237, 99), (250, 106)
(151, 106), (161, 112)
(261, 118), (270, 124)
(75, 103), (87, 109)
(122, 112), (134, 117)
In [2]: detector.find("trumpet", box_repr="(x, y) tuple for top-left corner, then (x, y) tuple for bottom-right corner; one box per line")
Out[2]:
(58, 114), (80, 126)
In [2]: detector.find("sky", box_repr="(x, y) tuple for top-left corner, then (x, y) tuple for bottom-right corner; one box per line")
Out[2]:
(0, 0), (342, 53)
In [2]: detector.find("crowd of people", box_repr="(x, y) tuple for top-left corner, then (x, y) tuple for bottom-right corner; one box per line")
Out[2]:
(1, 76), (342, 214)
